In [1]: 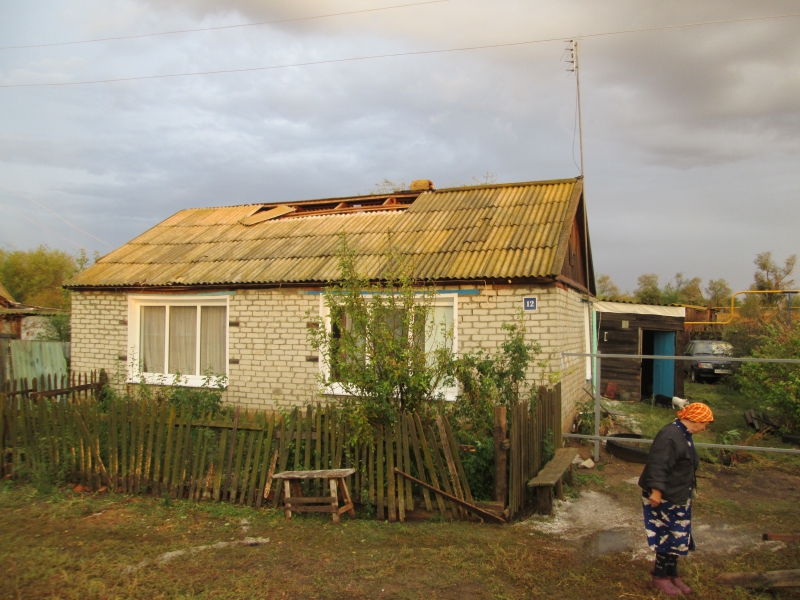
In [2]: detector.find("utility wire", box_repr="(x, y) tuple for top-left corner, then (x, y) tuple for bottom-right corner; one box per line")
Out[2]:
(0, 0), (451, 51)
(1, 12), (798, 89)
(0, 200), (84, 248)
(0, 184), (113, 248)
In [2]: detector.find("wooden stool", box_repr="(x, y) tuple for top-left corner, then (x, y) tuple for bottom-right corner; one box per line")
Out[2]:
(272, 468), (356, 523)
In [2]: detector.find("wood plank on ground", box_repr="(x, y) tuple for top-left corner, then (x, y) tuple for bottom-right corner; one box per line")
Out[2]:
(718, 570), (800, 589)
(393, 469), (505, 524)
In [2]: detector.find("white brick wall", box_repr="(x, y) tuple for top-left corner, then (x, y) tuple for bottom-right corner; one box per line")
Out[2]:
(71, 284), (589, 430)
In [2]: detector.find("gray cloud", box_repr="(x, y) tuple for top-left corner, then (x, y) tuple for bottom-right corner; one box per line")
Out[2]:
(0, 0), (798, 291)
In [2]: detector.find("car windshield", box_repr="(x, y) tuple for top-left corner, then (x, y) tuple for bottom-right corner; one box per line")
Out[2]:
(693, 341), (733, 356)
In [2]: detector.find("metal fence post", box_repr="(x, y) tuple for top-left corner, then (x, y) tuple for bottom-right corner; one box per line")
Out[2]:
(594, 352), (601, 463)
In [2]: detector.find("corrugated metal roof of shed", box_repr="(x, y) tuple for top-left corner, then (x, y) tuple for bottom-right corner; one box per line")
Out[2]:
(67, 178), (583, 287)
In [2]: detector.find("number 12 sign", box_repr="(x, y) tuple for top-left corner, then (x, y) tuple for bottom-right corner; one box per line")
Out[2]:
(523, 297), (538, 311)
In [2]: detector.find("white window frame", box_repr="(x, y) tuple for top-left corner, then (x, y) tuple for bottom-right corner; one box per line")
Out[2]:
(318, 293), (459, 401)
(127, 294), (229, 387)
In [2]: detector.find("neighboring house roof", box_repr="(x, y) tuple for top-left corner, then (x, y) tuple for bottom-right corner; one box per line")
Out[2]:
(594, 301), (685, 318)
(67, 177), (593, 290)
(0, 282), (14, 307)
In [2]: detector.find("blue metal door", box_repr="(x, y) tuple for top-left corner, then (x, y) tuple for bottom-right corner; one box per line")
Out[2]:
(653, 331), (675, 397)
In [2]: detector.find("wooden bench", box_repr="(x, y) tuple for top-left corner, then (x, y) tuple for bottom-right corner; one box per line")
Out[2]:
(526, 448), (579, 515)
(273, 468), (356, 523)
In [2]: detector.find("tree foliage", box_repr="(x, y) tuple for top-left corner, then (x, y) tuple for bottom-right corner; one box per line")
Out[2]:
(446, 311), (541, 435)
(0, 246), (89, 309)
(752, 251), (796, 307)
(595, 274), (621, 299)
(735, 323), (800, 432)
(706, 278), (732, 308)
(634, 273), (663, 305)
(307, 235), (455, 428)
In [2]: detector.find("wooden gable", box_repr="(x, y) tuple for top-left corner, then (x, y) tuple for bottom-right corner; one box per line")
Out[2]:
(559, 195), (595, 294)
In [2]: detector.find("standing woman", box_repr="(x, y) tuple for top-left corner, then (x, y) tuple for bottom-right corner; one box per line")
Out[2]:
(638, 402), (714, 596)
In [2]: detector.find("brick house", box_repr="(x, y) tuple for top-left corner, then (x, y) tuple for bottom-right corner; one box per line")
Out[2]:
(66, 177), (596, 429)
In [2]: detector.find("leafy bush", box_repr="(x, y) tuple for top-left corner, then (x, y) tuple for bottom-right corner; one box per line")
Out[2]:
(735, 323), (800, 432)
(307, 234), (455, 429)
(100, 370), (228, 419)
(447, 311), (541, 436)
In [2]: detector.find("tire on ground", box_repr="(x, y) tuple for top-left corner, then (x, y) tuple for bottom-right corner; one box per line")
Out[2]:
(606, 433), (650, 464)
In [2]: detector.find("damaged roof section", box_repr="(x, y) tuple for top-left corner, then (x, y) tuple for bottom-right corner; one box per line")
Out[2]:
(67, 177), (592, 289)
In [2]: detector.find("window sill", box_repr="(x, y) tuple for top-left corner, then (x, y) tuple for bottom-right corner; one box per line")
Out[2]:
(128, 373), (228, 389)
(322, 383), (457, 402)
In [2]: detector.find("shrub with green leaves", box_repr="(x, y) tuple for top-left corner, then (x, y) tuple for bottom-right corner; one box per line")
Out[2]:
(735, 323), (800, 432)
(307, 234), (456, 429)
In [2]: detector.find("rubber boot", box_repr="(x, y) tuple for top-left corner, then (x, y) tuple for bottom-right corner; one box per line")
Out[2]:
(651, 576), (682, 596)
(671, 577), (691, 595)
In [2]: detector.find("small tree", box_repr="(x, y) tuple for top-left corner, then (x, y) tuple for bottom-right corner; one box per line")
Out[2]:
(735, 323), (800, 432)
(307, 235), (455, 427)
(447, 311), (542, 434)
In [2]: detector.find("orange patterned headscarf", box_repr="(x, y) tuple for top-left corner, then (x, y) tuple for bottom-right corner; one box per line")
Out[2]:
(677, 403), (714, 423)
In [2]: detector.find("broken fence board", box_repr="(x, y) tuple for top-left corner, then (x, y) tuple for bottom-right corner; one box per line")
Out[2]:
(393, 469), (505, 524)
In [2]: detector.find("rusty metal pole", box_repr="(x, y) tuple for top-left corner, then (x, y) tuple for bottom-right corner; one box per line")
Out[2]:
(493, 405), (508, 506)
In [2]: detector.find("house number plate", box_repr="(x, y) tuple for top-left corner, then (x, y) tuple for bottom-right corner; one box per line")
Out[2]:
(523, 297), (538, 311)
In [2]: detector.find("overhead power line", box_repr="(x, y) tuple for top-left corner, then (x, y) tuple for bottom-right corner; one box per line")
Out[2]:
(0, 184), (113, 247)
(0, 200), (83, 248)
(0, 0), (451, 51)
(1, 12), (798, 89)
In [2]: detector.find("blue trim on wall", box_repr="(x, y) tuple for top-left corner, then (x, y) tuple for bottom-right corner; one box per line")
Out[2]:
(303, 289), (480, 296)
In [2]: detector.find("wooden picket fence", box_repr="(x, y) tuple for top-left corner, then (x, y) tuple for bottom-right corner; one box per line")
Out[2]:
(507, 383), (562, 519)
(0, 374), (562, 522)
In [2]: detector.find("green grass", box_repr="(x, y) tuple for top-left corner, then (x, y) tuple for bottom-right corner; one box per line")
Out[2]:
(2, 480), (800, 599)
(613, 383), (800, 469)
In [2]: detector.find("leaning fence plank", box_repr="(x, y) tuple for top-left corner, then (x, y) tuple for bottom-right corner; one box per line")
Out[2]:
(401, 415), (413, 510)
(426, 423), (458, 518)
(143, 398), (157, 492)
(368, 435), (375, 504)
(255, 413), (276, 509)
(189, 418), (206, 501)
(177, 408), (194, 499)
(74, 411), (109, 487)
(151, 403), (168, 496)
(134, 399), (148, 493)
(443, 417), (474, 505)
(229, 428), (248, 503)
(91, 399), (102, 489)
(237, 426), (255, 504)
(395, 421), (405, 522)
(244, 415), (265, 506)
(127, 399), (139, 492)
(386, 423), (396, 522)
(119, 401), (129, 493)
(376, 425), (385, 520)
(222, 406), (240, 503)
(293, 408), (303, 472)
(407, 413), (433, 512)
(394, 469), (506, 524)
(108, 397), (118, 490)
(161, 405), (177, 497)
(256, 413), (279, 508)
(262, 448), (279, 503)
(303, 406), (312, 493)
(213, 425), (228, 503)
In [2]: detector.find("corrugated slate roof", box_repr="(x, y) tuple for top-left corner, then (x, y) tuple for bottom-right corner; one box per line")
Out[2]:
(67, 178), (583, 288)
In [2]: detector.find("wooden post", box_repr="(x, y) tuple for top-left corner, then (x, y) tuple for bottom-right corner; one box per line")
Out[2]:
(493, 405), (508, 506)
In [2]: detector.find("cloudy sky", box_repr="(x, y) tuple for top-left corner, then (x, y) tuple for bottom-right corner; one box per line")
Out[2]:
(1, 0), (798, 292)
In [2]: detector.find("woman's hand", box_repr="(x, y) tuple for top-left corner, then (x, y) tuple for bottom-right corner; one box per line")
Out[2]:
(648, 489), (663, 508)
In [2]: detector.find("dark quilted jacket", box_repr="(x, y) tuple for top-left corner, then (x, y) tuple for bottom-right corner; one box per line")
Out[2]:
(638, 422), (698, 504)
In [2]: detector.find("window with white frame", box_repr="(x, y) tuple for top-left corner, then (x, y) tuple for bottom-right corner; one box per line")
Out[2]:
(127, 295), (228, 386)
(320, 293), (458, 400)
